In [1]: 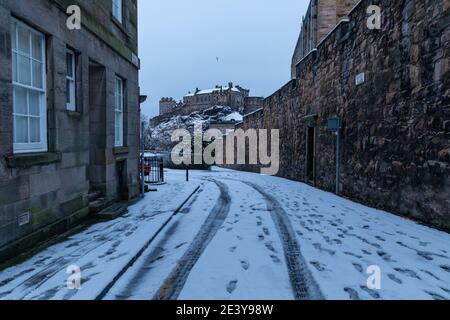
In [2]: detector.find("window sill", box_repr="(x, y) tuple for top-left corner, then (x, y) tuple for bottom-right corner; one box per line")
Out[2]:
(111, 15), (127, 35)
(67, 110), (82, 119)
(6, 152), (62, 169)
(113, 147), (129, 155)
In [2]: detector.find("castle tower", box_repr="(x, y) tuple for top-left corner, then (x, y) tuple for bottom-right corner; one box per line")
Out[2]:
(159, 97), (178, 115)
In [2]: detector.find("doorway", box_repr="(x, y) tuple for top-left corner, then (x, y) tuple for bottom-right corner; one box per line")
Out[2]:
(88, 61), (107, 193)
(116, 160), (128, 201)
(306, 126), (316, 184)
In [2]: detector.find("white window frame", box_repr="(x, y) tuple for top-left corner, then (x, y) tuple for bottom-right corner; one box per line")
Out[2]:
(112, 0), (123, 23)
(66, 49), (76, 111)
(11, 18), (47, 154)
(114, 76), (124, 147)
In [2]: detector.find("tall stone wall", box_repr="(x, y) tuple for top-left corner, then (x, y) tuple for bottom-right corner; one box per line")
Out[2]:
(227, 0), (450, 230)
(0, 0), (140, 259)
(291, 0), (359, 78)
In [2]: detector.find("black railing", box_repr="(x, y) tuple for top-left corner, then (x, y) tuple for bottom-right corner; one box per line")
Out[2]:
(141, 156), (164, 184)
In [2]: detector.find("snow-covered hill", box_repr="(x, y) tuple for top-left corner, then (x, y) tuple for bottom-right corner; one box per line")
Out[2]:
(147, 106), (243, 151)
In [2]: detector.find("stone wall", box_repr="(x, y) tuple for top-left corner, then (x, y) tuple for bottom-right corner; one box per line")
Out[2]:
(292, 0), (359, 78)
(226, 0), (450, 230)
(244, 97), (264, 114)
(0, 0), (140, 258)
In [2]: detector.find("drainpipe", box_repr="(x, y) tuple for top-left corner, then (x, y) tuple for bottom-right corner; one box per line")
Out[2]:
(139, 95), (148, 198)
(335, 128), (341, 196)
(327, 117), (342, 196)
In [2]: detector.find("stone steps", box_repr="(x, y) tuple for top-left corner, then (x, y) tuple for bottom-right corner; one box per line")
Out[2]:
(89, 198), (108, 215)
(94, 202), (128, 221)
(88, 190), (102, 202)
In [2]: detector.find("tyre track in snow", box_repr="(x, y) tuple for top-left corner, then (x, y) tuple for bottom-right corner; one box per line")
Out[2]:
(153, 180), (231, 300)
(95, 185), (202, 300)
(242, 181), (324, 300)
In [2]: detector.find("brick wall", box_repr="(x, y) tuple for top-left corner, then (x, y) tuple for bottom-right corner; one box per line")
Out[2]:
(227, 0), (450, 230)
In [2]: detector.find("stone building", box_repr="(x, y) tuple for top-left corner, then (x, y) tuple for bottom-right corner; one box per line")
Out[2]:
(159, 97), (180, 115)
(291, 0), (359, 78)
(158, 83), (264, 117)
(225, 0), (450, 230)
(0, 0), (141, 260)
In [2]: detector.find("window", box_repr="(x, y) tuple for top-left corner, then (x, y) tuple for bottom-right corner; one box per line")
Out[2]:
(112, 0), (123, 23)
(114, 76), (124, 147)
(66, 49), (76, 111)
(11, 19), (47, 154)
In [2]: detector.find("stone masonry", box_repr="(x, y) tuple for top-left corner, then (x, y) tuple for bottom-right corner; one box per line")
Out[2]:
(225, 0), (450, 230)
(0, 0), (141, 260)
(291, 0), (360, 78)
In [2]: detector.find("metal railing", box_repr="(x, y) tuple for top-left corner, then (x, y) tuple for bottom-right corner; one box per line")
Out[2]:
(140, 156), (164, 184)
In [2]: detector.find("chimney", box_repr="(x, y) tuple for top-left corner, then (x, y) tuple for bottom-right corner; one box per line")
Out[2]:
(228, 82), (233, 89)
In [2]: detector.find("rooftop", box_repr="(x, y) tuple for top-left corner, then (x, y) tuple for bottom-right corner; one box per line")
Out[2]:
(185, 86), (242, 97)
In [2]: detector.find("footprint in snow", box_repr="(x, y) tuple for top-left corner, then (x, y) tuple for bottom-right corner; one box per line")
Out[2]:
(360, 286), (380, 299)
(313, 243), (335, 255)
(310, 261), (326, 272)
(388, 274), (402, 284)
(226, 280), (238, 294)
(417, 250), (447, 261)
(421, 270), (440, 281)
(344, 251), (363, 259)
(270, 255), (281, 263)
(352, 263), (363, 273)
(344, 288), (360, 300)
(175, 242), (188, 249)
(229, 246), (237, 253)
(425, 291), (446, 300)
(394, 268), (421, 280)
(240, 260), (250, 271)
(441, 265), (450, 272)
(377, 251), (394, 262)
(265, 242), (277, 253)
(441, 287), (450, 294)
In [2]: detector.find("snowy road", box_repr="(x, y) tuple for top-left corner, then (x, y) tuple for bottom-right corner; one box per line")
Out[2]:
(0, 168), (449, 300)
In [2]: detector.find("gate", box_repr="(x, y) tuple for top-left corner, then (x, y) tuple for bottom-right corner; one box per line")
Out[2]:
(141, 156), (164, 184)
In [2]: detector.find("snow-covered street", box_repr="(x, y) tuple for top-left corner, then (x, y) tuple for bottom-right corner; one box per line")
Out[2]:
(0, 168), (449, 300)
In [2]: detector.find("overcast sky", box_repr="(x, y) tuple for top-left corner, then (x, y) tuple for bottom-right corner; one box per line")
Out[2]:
(137, 0), (309, 118)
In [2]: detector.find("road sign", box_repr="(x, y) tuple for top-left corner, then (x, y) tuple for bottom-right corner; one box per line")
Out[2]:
(327, 117), (342, 132)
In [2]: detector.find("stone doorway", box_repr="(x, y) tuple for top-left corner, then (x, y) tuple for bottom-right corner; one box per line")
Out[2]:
(116, 160), (128, 201)
(88, 61), (107, 194)
(306, 126), (316, 184)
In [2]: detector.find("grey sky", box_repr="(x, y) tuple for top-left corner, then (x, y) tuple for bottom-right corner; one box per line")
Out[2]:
(137, 0), (309, 118)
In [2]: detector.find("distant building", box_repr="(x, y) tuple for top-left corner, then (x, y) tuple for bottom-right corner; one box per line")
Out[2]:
(291, 0), (359, 78)
(0, 0), (141, 261)
(158, 82), (263, 116)
(159, 97), (181, 115)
